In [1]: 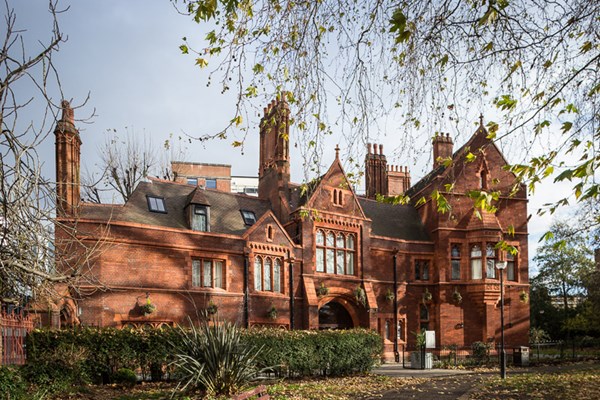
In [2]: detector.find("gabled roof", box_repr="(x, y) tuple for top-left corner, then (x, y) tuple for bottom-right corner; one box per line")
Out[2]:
(358, 198), (430, 241)
(304, 154), (366, 219)
(81, 179), (271, 236)
(406, 120), (506, 199)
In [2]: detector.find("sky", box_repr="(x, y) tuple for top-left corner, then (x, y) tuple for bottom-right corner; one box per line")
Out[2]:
(8, 0), (579, 274)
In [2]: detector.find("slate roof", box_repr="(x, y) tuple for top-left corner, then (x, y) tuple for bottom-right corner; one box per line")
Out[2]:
(81, 179), (272, 236)
(358, 198), (430, 241)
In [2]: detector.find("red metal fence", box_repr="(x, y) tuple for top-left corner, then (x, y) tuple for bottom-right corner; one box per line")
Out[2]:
(1, 311), (34, 365)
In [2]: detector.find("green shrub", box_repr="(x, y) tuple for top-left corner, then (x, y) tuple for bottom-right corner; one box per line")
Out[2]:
(471, 341), (492, 364)
(26, 323), (382, 389)
(170, 318), (264, 396)
(0, 366), (27, 400)
(242, 327), (382, 377)
(112, 368), (138, 386)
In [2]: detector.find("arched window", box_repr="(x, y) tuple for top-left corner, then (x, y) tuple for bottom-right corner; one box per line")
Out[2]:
(254, 256), (283, 293)
(315, 230), (356, 275)
(274, 258), (282, 292)
(254, 257), (262, 291)
(338, 190), (343, 205)
(471, 244), (482, 279)
(451, 244), (461, 280)
(486, 243), (496, 278)
(507, 250), (517, 281)
(264, 258), (272, 291)
(480, 169), (488, 189)
(316, 230), (325, 272)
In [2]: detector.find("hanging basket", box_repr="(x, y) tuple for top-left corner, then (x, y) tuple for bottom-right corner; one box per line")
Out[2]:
(422, 289), (433, 303)
(317, 282), (330, 297)
(519, 290), (529, 303)
(354, 285), (366, 306)
(267, 306), (278, 320)
(452, 289), (462, 304)
(206, 301), (218, 315)
(385, 289), (395, 303)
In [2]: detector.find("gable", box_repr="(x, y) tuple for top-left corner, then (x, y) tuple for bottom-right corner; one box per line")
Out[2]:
(408, 123), (526, 200)
(306, 158), (366, 219)
(243, 210), (296, 248)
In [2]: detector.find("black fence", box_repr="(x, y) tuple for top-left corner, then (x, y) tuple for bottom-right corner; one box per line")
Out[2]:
(401, 339), (600, 369)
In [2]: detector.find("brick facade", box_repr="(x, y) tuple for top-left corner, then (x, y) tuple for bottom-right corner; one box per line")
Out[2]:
(54, 99), (530, 360)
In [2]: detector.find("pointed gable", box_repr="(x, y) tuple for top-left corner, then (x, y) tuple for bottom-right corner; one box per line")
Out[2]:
(407, 118), (523, 200)
(305, 155), (366, 219)
(243, 210), (296, 249)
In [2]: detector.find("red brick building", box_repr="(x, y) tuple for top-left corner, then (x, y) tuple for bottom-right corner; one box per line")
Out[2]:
(54, 98), (529, 358)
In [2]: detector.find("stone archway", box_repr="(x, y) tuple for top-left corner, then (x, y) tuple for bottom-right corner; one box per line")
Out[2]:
(318, 300), (355, 330)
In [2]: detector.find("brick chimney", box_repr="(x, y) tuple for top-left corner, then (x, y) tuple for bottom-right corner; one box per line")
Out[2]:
(387, 165), (411, 196)
(365, 143), (388, 199)
(258, 94), (290, 221)
(55, 100), (81, 216)
(432, 133), (453, 168)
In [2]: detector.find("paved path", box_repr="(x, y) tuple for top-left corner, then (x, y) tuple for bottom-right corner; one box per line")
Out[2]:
(368, 361), (600, 400)
(367, 374), (487, 400)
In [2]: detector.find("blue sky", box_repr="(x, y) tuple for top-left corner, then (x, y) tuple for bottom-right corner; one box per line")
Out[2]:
(9, 1), (578, 274)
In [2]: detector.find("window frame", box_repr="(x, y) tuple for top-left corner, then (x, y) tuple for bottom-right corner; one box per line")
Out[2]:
(507, 250), (517, 281)
(147, 196), (167, 213)
(451, 244), (461, 280)
(315, 229), (356, 276)
(191, 205), (209, 232)
(205, 179), (217, 189)
(486, 243), (497, 279)
(191, 258), (224, 289)
(254, 255), (283, 293)
(470, 244), (483, 279)
(415, 260), (430, 281)
(241, 210), (257, 226)
(187, 177), (198, 186)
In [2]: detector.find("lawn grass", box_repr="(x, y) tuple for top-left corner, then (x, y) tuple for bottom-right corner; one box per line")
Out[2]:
(471, 363), (600, 399)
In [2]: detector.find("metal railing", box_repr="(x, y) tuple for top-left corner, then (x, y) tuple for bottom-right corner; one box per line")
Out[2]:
(1, 311), (34, 365)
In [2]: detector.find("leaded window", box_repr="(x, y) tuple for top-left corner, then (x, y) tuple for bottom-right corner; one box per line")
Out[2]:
(315, 229), (356, 275)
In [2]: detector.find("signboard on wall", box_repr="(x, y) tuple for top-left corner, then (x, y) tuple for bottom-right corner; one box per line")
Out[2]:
(425, 330), (436, 349)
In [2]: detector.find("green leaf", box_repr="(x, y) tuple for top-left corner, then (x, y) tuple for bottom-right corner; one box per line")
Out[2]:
(252, 63), (264, 74)
(580, 41), (592, 53)
(437, 54), (449, 68)
(465, 152), (477, 163)
(231, 115), (243, 126)
(389, 8), (412, 43)
(195, 58), (209, 68)
(179, 45), (189, 54)
(561, 121), (573, 133)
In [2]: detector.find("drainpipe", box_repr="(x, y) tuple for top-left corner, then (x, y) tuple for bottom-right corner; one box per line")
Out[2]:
(244, 254), (249, 328)
(393, 251), (400, 363)
(288, 250), (294, 330)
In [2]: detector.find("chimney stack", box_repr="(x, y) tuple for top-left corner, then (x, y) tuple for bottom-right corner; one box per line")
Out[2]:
(432, 133), (453, 168)
(365, 143), (388, 199)
(55, 100), (81, 216)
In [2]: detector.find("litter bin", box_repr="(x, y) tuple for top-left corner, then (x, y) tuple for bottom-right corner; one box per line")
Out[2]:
(513, 346), (529, 367)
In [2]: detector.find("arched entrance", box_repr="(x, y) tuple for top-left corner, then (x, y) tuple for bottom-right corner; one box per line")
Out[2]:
(318, 301), (354, 330)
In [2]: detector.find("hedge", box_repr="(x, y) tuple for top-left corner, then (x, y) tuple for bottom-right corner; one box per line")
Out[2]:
(26, 326), (382, 383)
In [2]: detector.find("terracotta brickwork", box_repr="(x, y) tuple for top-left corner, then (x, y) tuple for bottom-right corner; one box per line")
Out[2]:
(54, 98), (529, 361)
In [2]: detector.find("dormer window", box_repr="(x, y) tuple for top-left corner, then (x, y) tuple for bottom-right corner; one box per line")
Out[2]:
(192, 205), (209, 231)
(241, 210), (256, 226)
(147, 196), (166, 213)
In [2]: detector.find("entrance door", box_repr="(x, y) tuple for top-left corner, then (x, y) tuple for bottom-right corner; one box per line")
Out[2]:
(318, 301), (354, 330)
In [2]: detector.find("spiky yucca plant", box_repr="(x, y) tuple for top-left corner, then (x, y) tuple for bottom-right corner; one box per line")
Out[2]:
(171, 316), (265, 396)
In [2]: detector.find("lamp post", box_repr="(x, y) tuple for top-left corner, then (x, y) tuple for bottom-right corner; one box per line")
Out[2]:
(496, 260), (507, 379)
